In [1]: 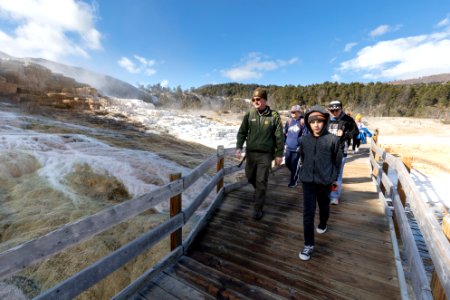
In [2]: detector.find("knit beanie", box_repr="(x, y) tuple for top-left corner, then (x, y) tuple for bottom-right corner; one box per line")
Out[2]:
(308, 111), (327, 124)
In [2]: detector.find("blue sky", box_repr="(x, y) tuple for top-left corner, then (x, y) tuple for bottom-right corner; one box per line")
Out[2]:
(1, 0), (450, 89)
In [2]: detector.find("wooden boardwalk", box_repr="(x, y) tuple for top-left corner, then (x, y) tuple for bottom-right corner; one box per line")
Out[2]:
(133, 147), (401, 299)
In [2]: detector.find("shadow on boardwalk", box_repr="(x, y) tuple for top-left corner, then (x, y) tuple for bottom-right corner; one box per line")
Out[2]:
(133, 146), (401, 299)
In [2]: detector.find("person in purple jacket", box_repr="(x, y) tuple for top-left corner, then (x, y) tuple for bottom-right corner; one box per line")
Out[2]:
(284, 105), (304, 187)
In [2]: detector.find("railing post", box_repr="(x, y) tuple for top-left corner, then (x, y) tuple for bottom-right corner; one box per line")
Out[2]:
(371, 129), (381, 176)
(216, 146), (224, 193)
(381, 147), (401, 237)
(381, 148), (390, 195)
(392, 156), (412, 240)
(372, 128), (379, 145)
(170, 173), (182, 251)
(397, 156), (412, 207)
(371, 129), (379, 161)
(430, 214), (450, 300)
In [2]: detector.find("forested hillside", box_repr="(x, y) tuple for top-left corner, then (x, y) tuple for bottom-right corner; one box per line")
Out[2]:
(191, 82), (450, 119)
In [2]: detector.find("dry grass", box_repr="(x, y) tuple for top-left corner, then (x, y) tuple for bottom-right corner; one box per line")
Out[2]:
(365, 117), (450, 177)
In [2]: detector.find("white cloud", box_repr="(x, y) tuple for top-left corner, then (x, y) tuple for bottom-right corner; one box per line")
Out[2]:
(221, 52), (298, 81)
(118, 57), (139, 73)
(118, 55), (157, 76)
(369, 24), (401, 38)
(0, 0), (101, 60)
(370, 25), (391, 37)
(331, 74), (340, 82)
(339, 24), (450, 80)
(160, 80), (169, 88)
(437, 16), (450, 28)
(344, 42), (357, 52)
(145, 69), (156, 76)
(134, 55), (155, 67)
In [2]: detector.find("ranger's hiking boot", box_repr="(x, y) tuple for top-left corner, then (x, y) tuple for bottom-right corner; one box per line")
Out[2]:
(253, 209), (264, 220)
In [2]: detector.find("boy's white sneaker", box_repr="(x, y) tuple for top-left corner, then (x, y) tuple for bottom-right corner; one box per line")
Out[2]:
(330, 198), (339, 205)
(299, 245), (314, 261)
(316, 226), (327, 234)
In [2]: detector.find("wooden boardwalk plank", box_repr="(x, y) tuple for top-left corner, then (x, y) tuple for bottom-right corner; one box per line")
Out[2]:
(134, 146), (401, 299)
(133, 266), (215, 300)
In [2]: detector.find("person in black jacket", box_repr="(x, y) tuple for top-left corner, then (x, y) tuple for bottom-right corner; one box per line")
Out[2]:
(297, 105), (342, 261)
(327, 100), (358, 205)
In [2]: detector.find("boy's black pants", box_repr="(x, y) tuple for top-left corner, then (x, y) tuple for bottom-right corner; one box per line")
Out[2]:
(302, 182), (331, 246)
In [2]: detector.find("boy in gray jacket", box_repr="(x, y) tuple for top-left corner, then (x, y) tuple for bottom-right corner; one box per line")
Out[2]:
(297, 105), (343, 261)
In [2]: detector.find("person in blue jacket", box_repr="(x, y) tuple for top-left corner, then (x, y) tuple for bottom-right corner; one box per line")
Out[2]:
(284, 105), (304, 187)
(353, 114), (373, 152)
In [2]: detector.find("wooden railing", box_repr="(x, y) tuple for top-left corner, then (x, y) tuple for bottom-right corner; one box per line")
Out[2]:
(3, 134), (448, 299)
(0, 146), (247, 299)
(369, 133), (450, 300)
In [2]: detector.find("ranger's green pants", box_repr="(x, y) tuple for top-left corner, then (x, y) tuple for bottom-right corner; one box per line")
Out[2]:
(245, 152), (272, 211)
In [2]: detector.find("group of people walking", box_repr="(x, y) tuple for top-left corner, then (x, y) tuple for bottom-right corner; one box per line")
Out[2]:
(235, 87), (370, 261)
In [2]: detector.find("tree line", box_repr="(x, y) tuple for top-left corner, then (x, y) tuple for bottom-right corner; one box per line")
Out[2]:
(140, 81), (450, 120)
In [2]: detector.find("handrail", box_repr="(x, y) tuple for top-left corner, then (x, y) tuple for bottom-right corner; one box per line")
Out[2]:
(371, 176), (409, 300)
(369, 139), (450, 299)
(0, 146), (247, 299)
(0, 180), (183, 279)
(36, 214), (185, 300)
(113, 181), (229, 300)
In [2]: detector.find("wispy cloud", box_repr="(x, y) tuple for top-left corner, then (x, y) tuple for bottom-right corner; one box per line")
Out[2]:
(344, 42), (358, 52)
(0, 0), (101, 60)
(118, 57), (139, 73)
(160, 80), (169, 88)
(437, 15), (450, 28)
(370, 25), (391, 37)
(118, 55), (157, 76)
(221, 52), (298, 81)
(331, 74), (340, 82)
(339, 21), (450, 80)
(370, 24), (401, 38)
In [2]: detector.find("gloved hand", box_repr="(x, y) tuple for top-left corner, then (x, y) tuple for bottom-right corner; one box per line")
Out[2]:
(331, 182), (339, 191)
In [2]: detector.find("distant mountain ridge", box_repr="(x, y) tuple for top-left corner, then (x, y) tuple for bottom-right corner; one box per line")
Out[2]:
(0, 51), (150, 101)
(390, 73), (450, 85)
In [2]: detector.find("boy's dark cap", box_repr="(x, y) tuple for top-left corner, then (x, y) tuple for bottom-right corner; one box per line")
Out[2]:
(308, 111), (327, 124)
